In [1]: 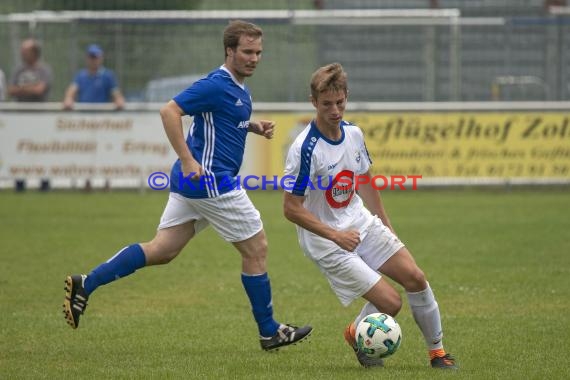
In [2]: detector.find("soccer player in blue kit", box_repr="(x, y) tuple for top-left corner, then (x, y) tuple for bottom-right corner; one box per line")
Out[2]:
(63, 20), (312, 351)
(283, 63), (457, 368)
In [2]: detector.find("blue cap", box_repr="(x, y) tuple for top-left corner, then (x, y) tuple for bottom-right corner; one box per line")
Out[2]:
(87, 44), (103, 57)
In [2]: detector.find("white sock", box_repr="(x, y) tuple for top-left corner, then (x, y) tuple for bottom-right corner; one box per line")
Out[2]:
(353, 302), (380, 327)
(406, 283), (444, 350)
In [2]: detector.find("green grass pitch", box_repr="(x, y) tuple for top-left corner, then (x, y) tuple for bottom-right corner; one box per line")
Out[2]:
(1, 189), (569, 379)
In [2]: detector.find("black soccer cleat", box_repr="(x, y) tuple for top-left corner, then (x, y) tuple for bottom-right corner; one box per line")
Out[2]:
(260, 324), (312, 351)
(63, 274), (89, 329)
(431, 353), (458, 369)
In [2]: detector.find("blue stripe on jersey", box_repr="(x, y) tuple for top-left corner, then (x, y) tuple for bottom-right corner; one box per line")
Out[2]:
(292, 122), (322, 196)
(202, 112), (219, 197)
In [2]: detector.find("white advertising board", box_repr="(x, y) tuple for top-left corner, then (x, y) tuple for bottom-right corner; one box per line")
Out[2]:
(0, 111), (263, 189)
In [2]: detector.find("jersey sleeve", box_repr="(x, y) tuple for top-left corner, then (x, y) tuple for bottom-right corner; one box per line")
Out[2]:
(173, 78), (219, 116)
(283, 139), (318, 196)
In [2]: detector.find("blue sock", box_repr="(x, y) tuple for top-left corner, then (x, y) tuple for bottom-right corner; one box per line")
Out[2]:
(84, 244), (146, 295)
(241, 272), (280, 337)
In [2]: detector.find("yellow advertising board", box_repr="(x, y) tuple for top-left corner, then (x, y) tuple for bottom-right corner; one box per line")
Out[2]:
(254, 112), (570, 179)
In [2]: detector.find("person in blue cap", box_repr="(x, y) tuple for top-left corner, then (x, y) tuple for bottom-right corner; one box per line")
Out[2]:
(63, 44), (125, 109)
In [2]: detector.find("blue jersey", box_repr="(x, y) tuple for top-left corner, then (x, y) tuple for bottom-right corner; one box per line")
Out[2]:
(171, 66), (253, 198)
(74, 68), (118, 103)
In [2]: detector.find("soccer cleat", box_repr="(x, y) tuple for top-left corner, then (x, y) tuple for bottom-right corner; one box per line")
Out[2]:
(344, 322), (384, 368)
(63, 274), (89, 329)
(260, 324), (312, 351)
(431, 353), (458, 369)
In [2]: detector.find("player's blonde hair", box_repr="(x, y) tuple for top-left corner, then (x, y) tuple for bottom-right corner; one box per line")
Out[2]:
(310, 63), (348, 100)
(223, 20), (263, 57)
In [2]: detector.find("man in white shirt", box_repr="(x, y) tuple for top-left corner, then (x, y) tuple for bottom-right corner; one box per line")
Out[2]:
(283, 63), (457, 370)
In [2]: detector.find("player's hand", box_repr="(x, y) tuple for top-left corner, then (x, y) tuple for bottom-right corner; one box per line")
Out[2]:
(249, 120), (275, 139)
(333, 229), (361, 252)
(181, 158), (204, 180)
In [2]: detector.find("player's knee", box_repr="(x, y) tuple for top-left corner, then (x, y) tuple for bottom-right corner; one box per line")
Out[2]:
(241, 242), (268, 273)
(258, 236), (268, 256)
(404, 267), (427, 292)
(247, 237), (268, 260)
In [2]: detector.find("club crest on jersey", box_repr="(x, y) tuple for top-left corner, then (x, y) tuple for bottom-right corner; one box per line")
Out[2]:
(325, 169), (355, 209)
(235, 98), (244, 106)
(237, 120), (250, 129)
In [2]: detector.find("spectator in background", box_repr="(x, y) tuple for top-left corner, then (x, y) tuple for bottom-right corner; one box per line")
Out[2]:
(8, 38), (53, 102)
(63, 44), (125, 110)
(0, 68), (6, 101)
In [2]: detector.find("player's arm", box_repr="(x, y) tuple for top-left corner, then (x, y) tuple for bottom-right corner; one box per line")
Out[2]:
(357, 170), (395, 233)
(159, 100), (203, 179)
(283, 192), (361, 252)
(248, 120), (275, 139)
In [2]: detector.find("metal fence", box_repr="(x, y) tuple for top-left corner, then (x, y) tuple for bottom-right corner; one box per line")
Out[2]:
(1, 1), (569, 102)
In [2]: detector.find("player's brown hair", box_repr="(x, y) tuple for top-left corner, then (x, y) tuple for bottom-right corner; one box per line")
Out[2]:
(223, 20), (263, 57)
(310, 63), (348, 100)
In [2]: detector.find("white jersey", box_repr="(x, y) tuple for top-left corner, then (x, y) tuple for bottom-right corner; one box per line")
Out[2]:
(284, 120), (375, 260)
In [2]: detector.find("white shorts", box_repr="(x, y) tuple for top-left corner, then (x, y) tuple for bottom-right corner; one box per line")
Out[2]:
(158, 190), (263, 243)
(313, 217), (405, 306)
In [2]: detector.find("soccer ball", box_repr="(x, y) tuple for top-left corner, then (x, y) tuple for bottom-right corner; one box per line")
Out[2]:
(355, 313), (402, 359)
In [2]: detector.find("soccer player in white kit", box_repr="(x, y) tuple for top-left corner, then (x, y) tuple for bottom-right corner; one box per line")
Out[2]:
(63, 20), (311, 351)
(283, 63), (457, 369)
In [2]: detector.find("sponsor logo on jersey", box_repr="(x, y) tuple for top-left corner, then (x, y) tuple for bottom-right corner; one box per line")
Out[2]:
(325, 169), (355, 209)
(237, 120), (250, 129)
(235, 98), (243, 106)
(327, 163), (338, 171)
